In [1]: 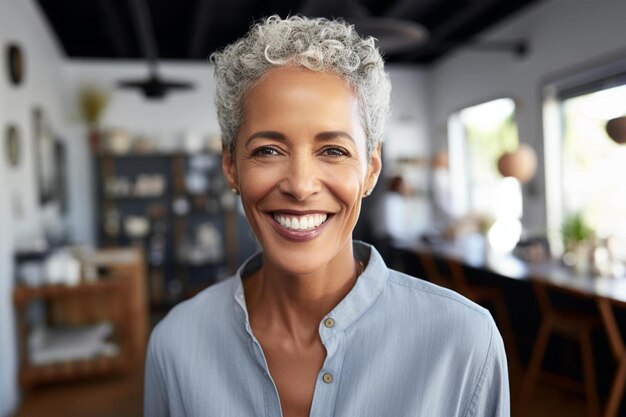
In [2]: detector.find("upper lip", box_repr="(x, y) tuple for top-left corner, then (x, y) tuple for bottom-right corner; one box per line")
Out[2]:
(269, 209), (333, 215)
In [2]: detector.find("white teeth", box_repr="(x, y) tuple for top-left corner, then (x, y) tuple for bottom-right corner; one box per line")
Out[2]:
(273, 213), (328, 231)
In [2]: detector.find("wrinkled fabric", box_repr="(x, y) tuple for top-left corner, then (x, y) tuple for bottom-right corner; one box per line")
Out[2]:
(145, 241), (509, 417)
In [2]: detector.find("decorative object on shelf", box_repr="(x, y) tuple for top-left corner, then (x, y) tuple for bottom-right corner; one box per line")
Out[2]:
(606, 116), (626, 144)
(4, 124), (21, 167)
(104, 174), (165, 198)
(105, 176), (132, 197)
(28, 322), (118, 366)
(182, 131), (205, 154)
(124, 215), (150, 240)
(79, 86), (109, 151)
(497, 143), (538, 184)
(5, 43), (25, 86)
(186, 170), (209, 194)
(178, 222), (224, 266)
(133, 174), (165, 197)
(15, 250), (47, 287)
(105, 129), (133, 155)
(133, 135), (158, 154)
(172, 197), (190, 216)
(44, 250), (82, 286)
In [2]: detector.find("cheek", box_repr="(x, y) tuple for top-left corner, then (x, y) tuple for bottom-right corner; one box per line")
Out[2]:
(323, 165), (366, 207)
(238, 167), (277, 205)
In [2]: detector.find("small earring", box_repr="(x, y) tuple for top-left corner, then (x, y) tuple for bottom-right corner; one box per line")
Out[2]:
(230, 188), (239, 195)
(363, 189), (373, 197)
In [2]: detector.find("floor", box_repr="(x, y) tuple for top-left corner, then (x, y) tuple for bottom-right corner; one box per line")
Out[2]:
(14, 364), (144, 417)
(14, 372), (589, 417)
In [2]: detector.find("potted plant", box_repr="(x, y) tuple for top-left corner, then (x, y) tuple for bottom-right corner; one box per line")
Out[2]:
(561, 212), (594, 274)
(79, 86), (109, 152)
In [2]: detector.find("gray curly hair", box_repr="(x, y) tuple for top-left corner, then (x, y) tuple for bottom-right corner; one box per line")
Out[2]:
(211, 15), (391, 157)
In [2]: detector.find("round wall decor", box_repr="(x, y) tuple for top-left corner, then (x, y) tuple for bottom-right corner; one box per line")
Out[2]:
(6, 43), (25, 86)
(5, 124), (21, 167)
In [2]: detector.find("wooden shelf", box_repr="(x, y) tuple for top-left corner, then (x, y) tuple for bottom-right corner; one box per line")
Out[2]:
(13, 280), (125, 307)
(20, 355), (129, 387)
(14, 248), (148, 390)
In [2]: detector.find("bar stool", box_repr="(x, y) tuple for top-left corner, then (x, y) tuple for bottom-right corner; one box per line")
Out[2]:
(516, 279), (601, 417)
(415, 250), (522, 384)
(597, 297), (626, 417)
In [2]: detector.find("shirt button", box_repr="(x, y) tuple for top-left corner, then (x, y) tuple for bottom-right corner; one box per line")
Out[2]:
(323, 318), (335, 328)
(322, 372), (334, 384)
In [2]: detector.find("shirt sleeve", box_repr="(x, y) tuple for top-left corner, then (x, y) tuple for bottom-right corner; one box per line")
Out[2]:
(144, 330), (170, 417)
(465, 318), (510, 417)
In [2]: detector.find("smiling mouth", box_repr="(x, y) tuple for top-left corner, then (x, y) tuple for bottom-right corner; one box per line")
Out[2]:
(272, 212), (330, 231)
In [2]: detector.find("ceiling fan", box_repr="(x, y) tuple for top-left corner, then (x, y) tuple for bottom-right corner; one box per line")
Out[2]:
(299, 0), (430, 56)
(118, 0), (193, 99)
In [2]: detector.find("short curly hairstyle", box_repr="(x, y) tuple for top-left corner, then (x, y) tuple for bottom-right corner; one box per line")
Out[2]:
(211, 15), (391, 157)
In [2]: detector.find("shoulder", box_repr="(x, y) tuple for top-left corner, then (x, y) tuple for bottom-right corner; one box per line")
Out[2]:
(386, 268), (489, 316)
(381, 268), (497, 344)
(377, 269), (507, 393)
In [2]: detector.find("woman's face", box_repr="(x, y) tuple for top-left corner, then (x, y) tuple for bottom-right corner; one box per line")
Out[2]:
(223, 66), (381, 275)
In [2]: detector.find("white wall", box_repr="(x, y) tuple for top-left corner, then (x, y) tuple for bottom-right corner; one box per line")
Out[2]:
(0, 0), (66, 413)
(384, 66), (433, 237)
(429, 0), (626, 233)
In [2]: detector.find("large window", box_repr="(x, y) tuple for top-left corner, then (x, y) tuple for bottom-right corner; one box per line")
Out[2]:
(552, 84), (626, 261)
(448, 98), (521, 220)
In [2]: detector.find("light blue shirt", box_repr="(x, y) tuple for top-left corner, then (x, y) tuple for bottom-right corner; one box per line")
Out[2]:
(144, 241), (509, 416)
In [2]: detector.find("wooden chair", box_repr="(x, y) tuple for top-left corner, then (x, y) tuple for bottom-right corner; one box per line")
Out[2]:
(516, 279), (601, 417)
(597, 297), (626, 417)
(415, 250), (522, 385)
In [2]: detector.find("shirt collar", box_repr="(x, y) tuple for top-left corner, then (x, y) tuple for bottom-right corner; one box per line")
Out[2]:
(233, 241), (388, 337)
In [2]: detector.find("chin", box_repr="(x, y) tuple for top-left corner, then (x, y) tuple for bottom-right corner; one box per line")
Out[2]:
(258, 233), (354, 277)
(262, 241), (332, 276)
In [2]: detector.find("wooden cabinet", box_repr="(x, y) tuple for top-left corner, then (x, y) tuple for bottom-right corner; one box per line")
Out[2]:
(13, 248), (147, 389)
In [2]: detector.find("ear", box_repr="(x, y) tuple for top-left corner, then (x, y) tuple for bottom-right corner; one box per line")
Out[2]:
(365, 143), (382, 192)
(222, 144), (238, 190)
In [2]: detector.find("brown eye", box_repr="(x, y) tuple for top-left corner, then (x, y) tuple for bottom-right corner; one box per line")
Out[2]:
(322, 146), (350, 157)
(252, 146), (281, 157)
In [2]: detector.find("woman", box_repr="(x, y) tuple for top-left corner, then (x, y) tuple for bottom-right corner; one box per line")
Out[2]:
(145, 16), (509, 417)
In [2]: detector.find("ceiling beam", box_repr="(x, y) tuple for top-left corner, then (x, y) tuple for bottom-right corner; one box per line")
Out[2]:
(188, 0), (214, 59)
(385, 0), (442, 21)
(96, 0), (132, 57)
(404, 0), (509, 62)
(428, 0), (501, 42)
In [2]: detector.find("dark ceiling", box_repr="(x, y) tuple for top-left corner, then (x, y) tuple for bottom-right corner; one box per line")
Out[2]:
(35, 0), (543, 65)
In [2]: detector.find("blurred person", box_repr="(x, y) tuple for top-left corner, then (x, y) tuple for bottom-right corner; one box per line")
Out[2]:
(144, 15), (509, 417)
(372, 175), (410, 266)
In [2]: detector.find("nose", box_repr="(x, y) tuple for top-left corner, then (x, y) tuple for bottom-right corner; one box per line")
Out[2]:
(278, 155), (322, 201)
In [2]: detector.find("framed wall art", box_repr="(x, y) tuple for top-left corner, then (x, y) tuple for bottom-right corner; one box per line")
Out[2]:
(4, 124), (21, 168)
(5, 43), (25, 86)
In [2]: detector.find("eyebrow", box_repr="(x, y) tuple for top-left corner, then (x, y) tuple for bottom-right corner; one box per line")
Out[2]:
(244, 130), (355, 147)
(315, 131), (355, 144)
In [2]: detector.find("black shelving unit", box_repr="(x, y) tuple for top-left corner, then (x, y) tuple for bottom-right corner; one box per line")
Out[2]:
(95, 152), (258, 310)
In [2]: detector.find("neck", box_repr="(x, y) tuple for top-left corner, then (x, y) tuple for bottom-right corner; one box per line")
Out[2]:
(244, 242), (362, 343)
